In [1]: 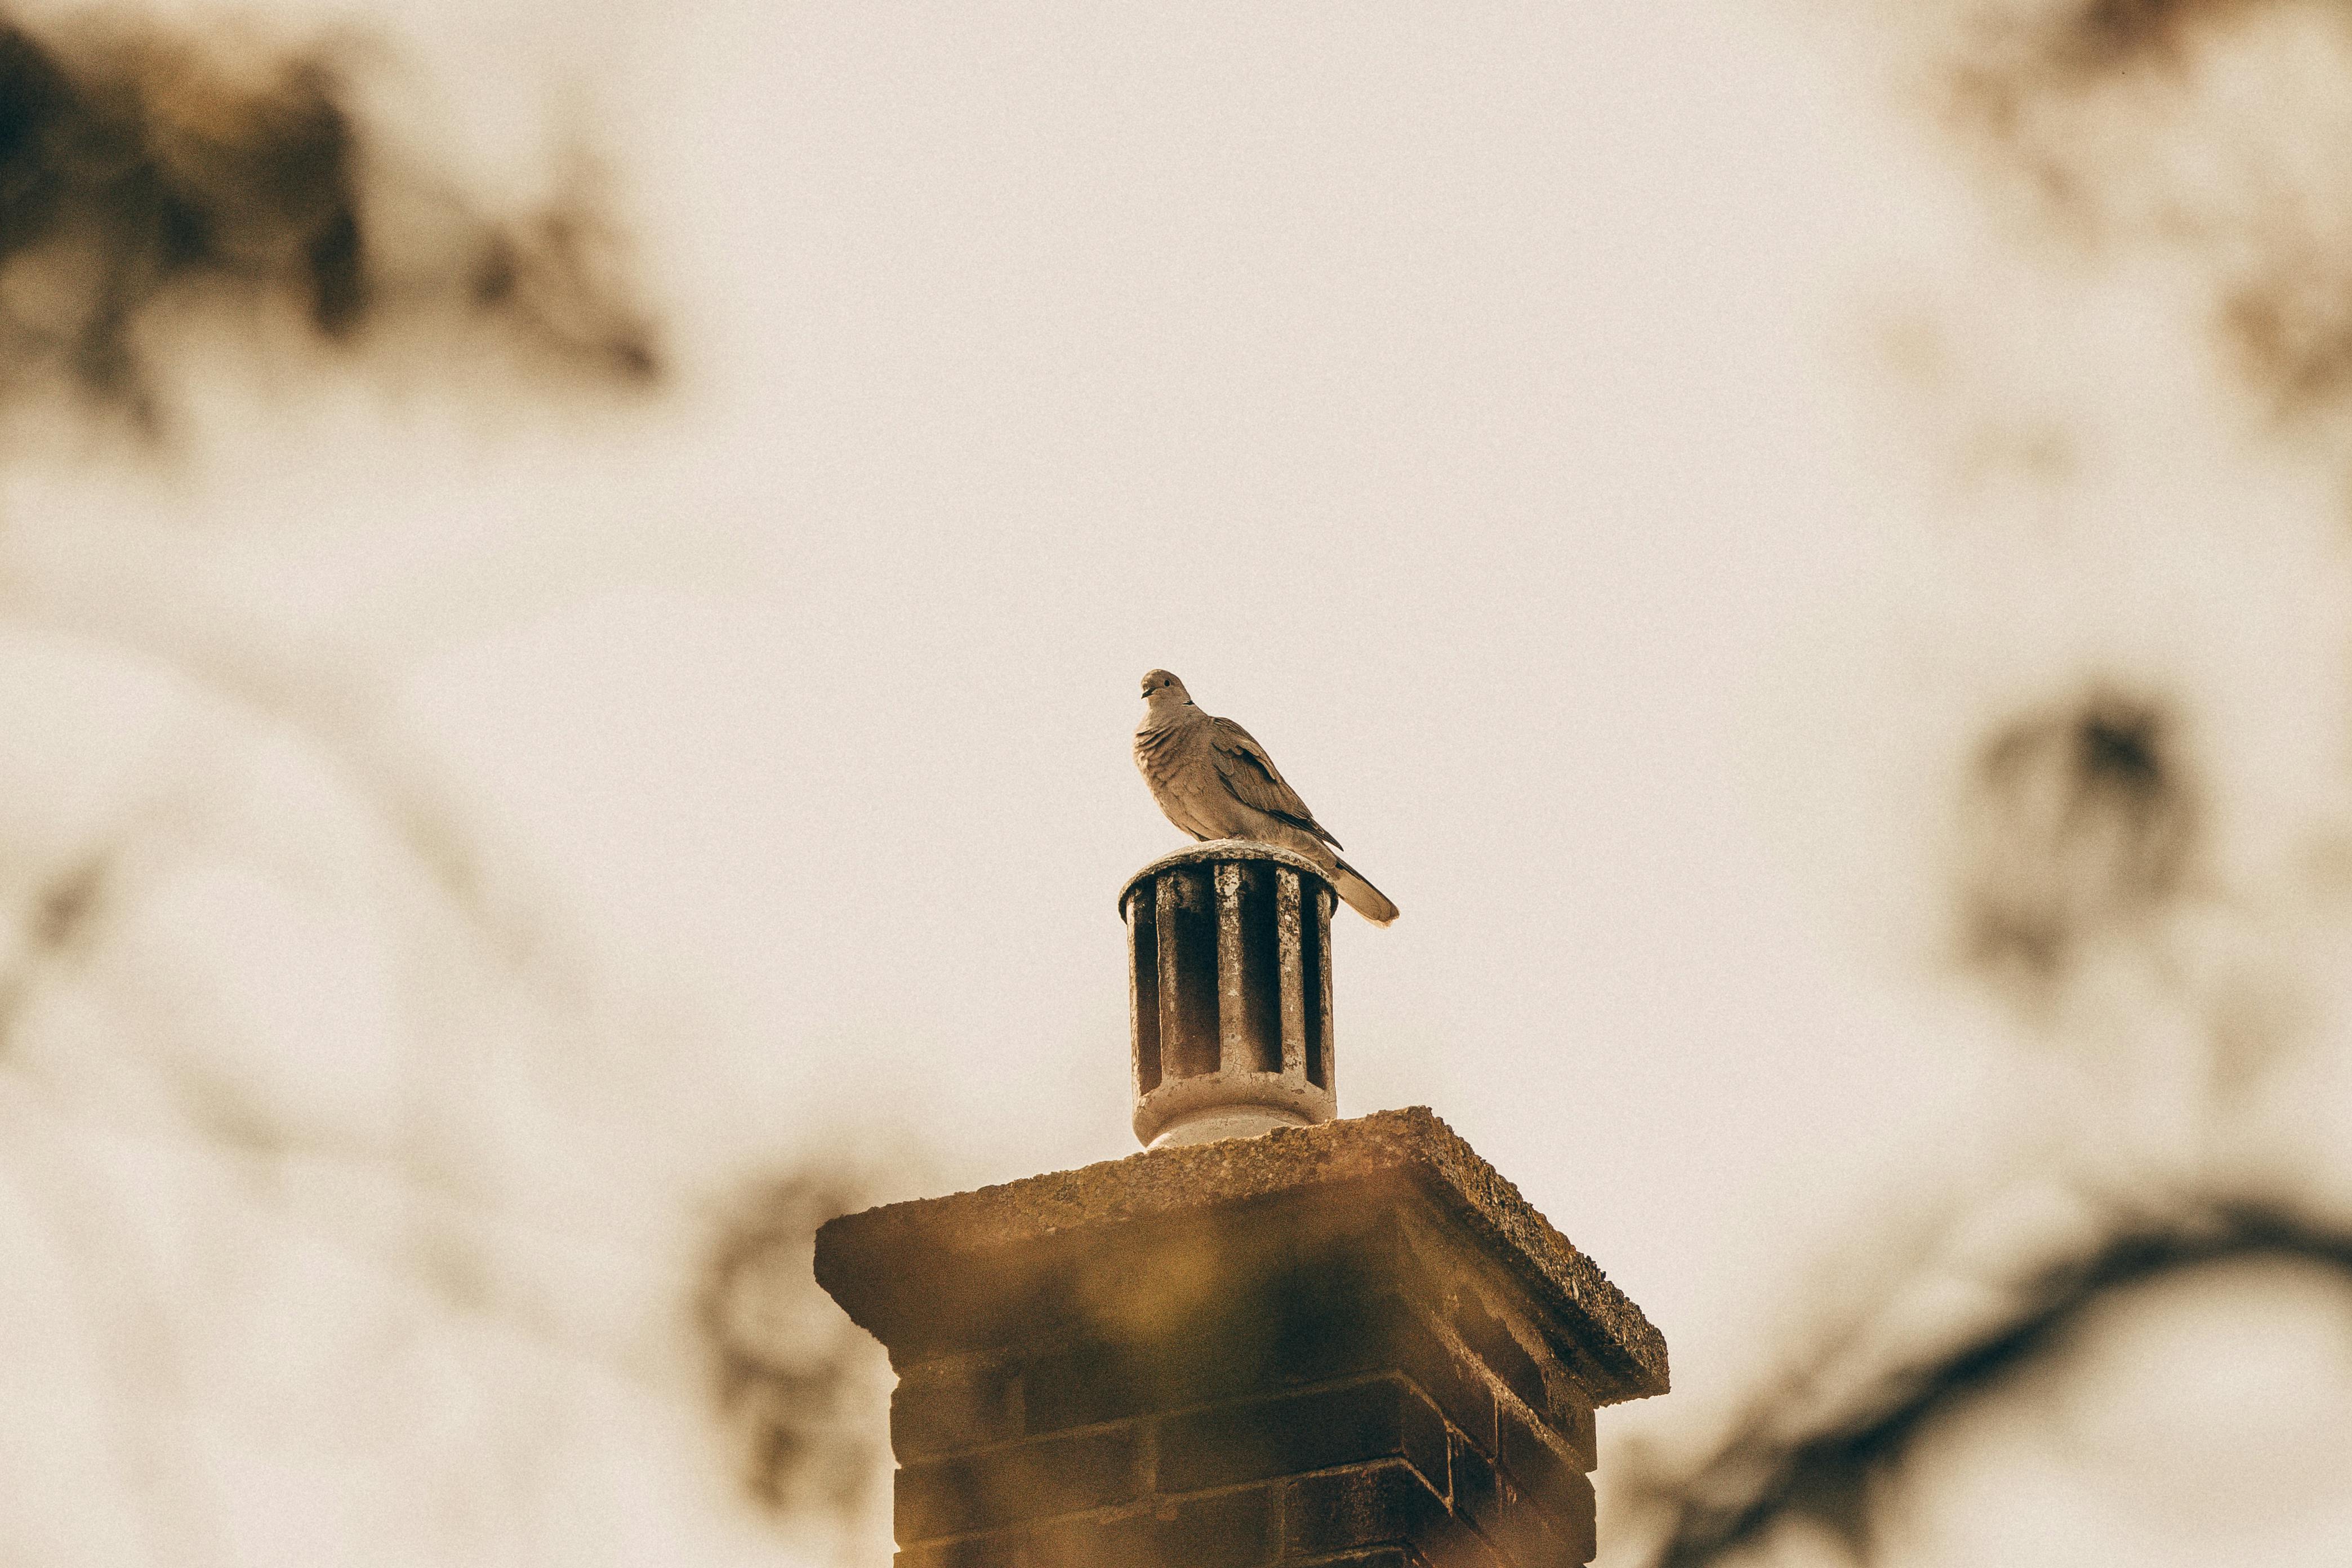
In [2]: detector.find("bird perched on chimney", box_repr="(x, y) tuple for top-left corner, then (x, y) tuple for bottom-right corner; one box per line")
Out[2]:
(1132, 669), (1401, 925)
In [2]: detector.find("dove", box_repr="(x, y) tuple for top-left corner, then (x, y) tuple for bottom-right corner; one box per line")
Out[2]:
(1132, 669), (1400, 925)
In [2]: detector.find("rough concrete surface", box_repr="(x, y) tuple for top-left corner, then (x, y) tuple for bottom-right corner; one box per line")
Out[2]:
(816, 1106), (1668, 1404)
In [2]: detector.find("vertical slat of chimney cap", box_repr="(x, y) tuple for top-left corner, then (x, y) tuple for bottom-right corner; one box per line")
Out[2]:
(1276, 866), (1306, 1079)
(1155, 870), (1187, 1079)
(1315, 883), (1335, 1095)
(1214, 862), (1248, 1076)
(1127, 885), (1160, 1095)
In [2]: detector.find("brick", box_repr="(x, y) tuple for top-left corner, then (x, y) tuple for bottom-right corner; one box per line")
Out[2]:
(1020, 1341), (1142, 1435)
(1160, 1377), (1449, 1495)
(1269, 1277), (1422, 1386)
(1029, 1485), (1275, 1568)
(1450, 1455), (1589, 1568)
(1495, 1402), (1594, 1561)
(1419, 1522), (1511, 1568)
(1540, 1384), (1596, 1473)
(1480, 1489), (1587, 1568)
(1449, 1430), (1497, 1539)
(897, 1535), (1028, 1568)
(1385, 1303), (1499, 1456)
(897, 1424), (1144, 1542)
(894, 1357), (1022, 1460)
(1021, 1334), (1276, 1437)
(1281, 1459), (1447, 1554)
(1452, 1290), (1547, 1419)
(895, 1486), (1279, 1568)
(1280, 1460), (1503, 1568)
(1389, 1218), (1594, 1464)
(1009, 1254), (1533, 1479)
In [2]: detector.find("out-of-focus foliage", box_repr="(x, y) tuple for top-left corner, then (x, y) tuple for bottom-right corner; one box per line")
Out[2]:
(0, 10), (659, 438)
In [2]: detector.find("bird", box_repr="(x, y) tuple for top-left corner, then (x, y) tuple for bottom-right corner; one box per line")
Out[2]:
(1132, 669), (1400, 925)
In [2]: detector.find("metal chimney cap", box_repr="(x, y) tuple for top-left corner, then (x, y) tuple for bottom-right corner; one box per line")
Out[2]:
(1122, 841), (1339, 1150)
(1116, 839), (1334, 915)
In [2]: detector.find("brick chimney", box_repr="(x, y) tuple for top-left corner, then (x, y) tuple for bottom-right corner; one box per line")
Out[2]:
(815, 843), (1668, 1567)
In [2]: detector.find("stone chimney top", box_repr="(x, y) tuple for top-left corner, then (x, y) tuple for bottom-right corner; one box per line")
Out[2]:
(816, 1106), (1669, 1403)
(814, 1108), (1667, 1566)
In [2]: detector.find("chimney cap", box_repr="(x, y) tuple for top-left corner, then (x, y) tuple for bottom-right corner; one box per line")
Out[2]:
(1122, 840), (1340, 1147)
(1117, 838), (1333, 915)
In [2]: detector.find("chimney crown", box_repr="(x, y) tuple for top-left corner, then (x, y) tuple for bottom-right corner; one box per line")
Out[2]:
(814, 1106), (1669, 1404)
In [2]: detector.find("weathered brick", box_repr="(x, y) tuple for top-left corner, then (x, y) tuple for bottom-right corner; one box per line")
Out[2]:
(1029, 1484), (1275, 1568)
(1019, 1341), (1141, 1435)
(1452, 1290), (1547, 1420)
(1160, 1377), (1449, 1495)
(1281, 1459), (1447, 1553)
(1020, 1292), (1504, 1481)
(1449, 1429), (1497, 1539)
(1481, 1487), (1587, 1568)
(1495, 1401), (1595, 1561)
(1022, 1334), (1281, 1437)
(1451, 1454), (1589, 1568)
(894, 1356), (1022, 1460)
(1386, 1303), (1499, 1457)
(1420, 1520), (1512, 1568)
(897, 1423), (1144, 1542)
(1392, 1216), (1597, 1464)
(892, 1482), (1334, 1566)
(1540, 1382), (1596, 1473)
(1280, 1460), (1503, 1568)
(896, 1534), (1028, 1568)
(1021, 1259), (1398, 1437)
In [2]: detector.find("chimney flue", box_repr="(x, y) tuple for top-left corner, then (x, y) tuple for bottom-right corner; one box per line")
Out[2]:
(1120, 841), (1338, 1150)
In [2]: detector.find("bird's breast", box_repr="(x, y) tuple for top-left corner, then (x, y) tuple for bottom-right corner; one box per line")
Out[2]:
(1133, 721), (1200, 792)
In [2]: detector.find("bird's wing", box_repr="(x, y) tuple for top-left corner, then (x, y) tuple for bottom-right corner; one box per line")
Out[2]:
(1209, 716), (1343, 850)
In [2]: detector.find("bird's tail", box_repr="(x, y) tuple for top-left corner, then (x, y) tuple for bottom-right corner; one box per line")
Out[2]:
(1330, 858), (1400, 926)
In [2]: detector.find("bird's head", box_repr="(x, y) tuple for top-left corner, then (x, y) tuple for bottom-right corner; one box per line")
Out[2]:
(1140, 669), (1191, 705)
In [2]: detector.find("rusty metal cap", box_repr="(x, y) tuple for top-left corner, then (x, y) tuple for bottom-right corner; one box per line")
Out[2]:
(1122, 841), (1340, 1149)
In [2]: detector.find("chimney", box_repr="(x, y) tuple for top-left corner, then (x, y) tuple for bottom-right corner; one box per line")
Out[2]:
(816, 843), (1668, 1567)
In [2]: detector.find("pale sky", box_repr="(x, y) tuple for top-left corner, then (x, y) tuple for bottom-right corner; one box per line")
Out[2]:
(8, 1), (2352, 1565)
